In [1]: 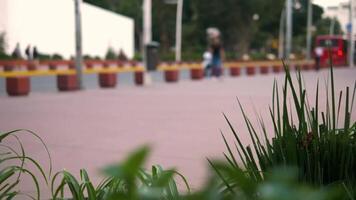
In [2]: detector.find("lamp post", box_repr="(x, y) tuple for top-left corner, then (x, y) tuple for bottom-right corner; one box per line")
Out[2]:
(278, 8), (285, 59)
(349, 0), (355, 67)
(74, 0), (83, 89)
(306, 0), (313, 60)
(286, 0), (293, 59)
(143, 0), (152, 70)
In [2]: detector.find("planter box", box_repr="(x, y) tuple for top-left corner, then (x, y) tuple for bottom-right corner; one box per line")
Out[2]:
(273, 65), (282, 73)
(260, 66), (269, 74)
(190, 68), (204, 80)
(27, 62), (37, 71)
(229, 66), (241, 76)
(134, 71), (144, 86)
(6, 77), (30, 96)
(99, 73), (117, 88)
(164, 70), (179, 82)
(57, 75), (78, 91)
(246, 66), (256, 75)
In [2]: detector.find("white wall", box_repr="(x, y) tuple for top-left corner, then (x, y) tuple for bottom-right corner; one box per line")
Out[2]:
(0, 0), (134, 59)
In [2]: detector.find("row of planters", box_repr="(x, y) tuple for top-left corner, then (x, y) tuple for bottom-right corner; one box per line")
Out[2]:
(1, 65), (355, 199)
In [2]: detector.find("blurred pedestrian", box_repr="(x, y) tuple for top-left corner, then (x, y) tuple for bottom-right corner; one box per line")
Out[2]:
(33, 46), (39, 60)
(203, 50), (212, 77)
(207, 29), (224, 77)
(11, 43), (22, 59)
(118, 49), (128, 61)
(314, 46), (323, 70)
(25, 45), (32, 60)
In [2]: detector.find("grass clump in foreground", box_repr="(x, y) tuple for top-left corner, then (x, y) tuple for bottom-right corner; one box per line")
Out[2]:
(0, 64), (355, 199)
(213, 63), (356, 199)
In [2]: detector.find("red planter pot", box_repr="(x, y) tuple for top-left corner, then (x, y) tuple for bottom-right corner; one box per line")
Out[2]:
(49, 64), (57, 71)
(229, 66), (241, 76)
(260, 66), (269, 74)
(246, 66), (256, 75)
(57, 75), (78, 91)
(273, 65), (282, 73)
(190, 68), (204, 80)
(6, 77), (30, 96)
(99, 73), (117, 88)
(302, 64), (312, 70)
(134, 71), (144, 86)
(164, 70), (179, 82)
(27, 62), (37, 71)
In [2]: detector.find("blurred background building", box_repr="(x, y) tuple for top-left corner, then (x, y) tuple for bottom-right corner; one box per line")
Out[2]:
(0, 0), (134, 59)
(325, 1), (355, 34)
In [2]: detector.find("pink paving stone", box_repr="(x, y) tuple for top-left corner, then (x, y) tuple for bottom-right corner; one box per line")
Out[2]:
(0, 68), (355, 197)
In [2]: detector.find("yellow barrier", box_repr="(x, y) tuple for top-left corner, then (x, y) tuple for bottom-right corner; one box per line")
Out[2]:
(0, 66), (145, 78)
(0, 60), (314, 78)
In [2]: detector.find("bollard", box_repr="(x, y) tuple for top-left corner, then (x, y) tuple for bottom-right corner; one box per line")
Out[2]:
(260, 66), (269, 74)
(134, 71), (144, 86)
(99, 73), (117, 88)
(302, 64), (312, 70)
(57, 74), (78, 91)
(164, 69), (179, 82)
(229, 66), (241, 76)
(49, 63), (57, 71)
(190, 68), (204, 80)
(6, 76), (30, 96)
(272, 65), (282, 73)
(27, 62), (37, 71)
(246, 66), (256, 75)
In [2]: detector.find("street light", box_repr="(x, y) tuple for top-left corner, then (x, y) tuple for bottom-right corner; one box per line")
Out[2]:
(306, 0), (313, 60)
(74, 0), (83, 89)
(165, 0), (184, 62)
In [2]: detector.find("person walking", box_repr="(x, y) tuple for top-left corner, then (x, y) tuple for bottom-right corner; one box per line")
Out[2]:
(203, 50), (212, 77)
(209, 34), (224, 77)
(314, 46), (323, 70)
(32, 46), (39, 60)
(12, 43), (22, 59)
(25, 45), (32, 60)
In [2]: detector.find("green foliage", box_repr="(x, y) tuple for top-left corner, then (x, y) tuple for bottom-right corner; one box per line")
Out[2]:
(0, 129), (52, 199)
(0, 32), (11, 59)
(215, 64), (356, 198)
(105, 47), (117, 60)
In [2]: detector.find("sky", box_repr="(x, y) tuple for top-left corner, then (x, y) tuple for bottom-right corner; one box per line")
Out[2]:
(314, 0), (346, 8)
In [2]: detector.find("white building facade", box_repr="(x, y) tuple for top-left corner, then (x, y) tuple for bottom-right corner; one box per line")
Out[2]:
(324, 2), (356, 35)
(0, 0), (134, 59)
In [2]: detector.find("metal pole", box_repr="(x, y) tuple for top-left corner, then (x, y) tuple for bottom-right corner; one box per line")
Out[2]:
(286, 0), (293, 59)
(143, 0), (152, 69)
(74, 0), (83, 89)
(278, 8), (285, 59)
(350, 0), (355, 67)
(306, 0), (313, 59)
(175, 0), (183, 62)
(329, 17), (336, 36)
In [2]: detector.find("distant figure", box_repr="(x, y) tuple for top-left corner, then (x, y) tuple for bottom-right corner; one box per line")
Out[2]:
(209, 34), (224, 77)
(25, 45), (32, 60)
(203, 50), (212, 77)
(314, 46), (323, 70)
(118, 49), (128, 61)
(33, 46), (39, 60)
(12, 43), (22, 59)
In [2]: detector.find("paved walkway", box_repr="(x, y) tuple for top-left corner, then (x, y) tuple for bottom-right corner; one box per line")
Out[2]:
(1, 68), (355, 195)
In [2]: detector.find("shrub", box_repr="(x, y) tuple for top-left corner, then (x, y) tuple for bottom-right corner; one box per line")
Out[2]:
(214, 63), (356, 198)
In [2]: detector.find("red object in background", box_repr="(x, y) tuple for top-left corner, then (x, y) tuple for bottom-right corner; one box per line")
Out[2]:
(273, 65), (282, 73)
(134, 71), (144, 85)
(165, 69), (179, 82)
(57, 75), (78, 91)
(190, 68), (204, 80)
(246, 66), (256, 75)
(314, 35), (348, 67)
(99, 73), (117, 88)
(260, 66), (269, 74)
(229, 66), (241, 76)
(6, 77), (30, 96)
